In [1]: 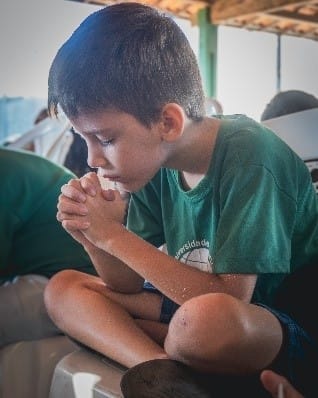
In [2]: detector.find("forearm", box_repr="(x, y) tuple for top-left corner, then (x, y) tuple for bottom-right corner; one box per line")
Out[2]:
(83, 243), (144, 293)
(102, 225), (256, 304)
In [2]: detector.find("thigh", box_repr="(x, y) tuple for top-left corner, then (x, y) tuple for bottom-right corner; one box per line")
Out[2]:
(0, 274), (60, 346)
(108, 288), (164, 322)
(80, 273), (164, 322)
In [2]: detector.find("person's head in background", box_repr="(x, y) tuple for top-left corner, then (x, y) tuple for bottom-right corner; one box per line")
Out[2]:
(48, 2), (205, 128)
(261, 90), (318, 121)
(261, 90), (318, 193)
(34, 108), (93, 177)
(64, 128), (94, 177)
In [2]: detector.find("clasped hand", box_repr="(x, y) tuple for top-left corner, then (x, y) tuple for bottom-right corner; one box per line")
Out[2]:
(57, 172), (127, 249)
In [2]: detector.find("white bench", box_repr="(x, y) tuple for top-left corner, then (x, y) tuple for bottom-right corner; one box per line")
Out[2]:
(49, 348), (126, 398)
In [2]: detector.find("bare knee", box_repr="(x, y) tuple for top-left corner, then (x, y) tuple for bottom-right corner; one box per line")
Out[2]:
(164, 293), (250, 370)
(44, 269), (92, 324)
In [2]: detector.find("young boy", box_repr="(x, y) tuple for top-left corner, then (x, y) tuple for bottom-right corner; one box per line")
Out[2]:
(44, 3), (318, 396)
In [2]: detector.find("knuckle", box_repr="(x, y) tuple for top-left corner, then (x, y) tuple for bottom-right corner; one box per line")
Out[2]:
(69, 178), (80, 187)
(60, 184), (68, 193)
(57, 194), (64, 206)
(86, 171), (97, 179)
(56, 211), (64, 221)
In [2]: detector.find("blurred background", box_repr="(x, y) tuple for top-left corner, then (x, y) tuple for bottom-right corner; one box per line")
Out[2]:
(0, 0), (317, 142)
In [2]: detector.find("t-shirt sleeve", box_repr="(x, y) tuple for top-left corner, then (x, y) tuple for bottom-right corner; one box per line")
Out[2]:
(214, 164), (296, 273)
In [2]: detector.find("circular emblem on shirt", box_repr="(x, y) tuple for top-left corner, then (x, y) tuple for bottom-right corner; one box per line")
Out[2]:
(179, 247), (213, 273)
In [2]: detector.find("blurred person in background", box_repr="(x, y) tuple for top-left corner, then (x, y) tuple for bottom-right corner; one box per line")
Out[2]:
(34, 107), (94, 177)
(0, 146), (96, 347)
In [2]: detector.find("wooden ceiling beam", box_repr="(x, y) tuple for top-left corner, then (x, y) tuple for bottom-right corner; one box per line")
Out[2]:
(67, 0), (318, 40)
(68, 0), (209, 21)
(270, 8), (318, 23)
(210, 0), (308, 22)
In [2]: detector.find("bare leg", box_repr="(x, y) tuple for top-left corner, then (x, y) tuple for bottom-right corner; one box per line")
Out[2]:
(44, 270), (168, 368)
(135, 319), (168, 346)
(164, 292), (283, 374)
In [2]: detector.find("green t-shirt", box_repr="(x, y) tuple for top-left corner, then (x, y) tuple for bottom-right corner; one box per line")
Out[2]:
(127, 115), (318, 305)
(0, 147), (95, 283)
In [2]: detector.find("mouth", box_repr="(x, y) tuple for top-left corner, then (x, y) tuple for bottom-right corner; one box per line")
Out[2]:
(97, 169), (120, 181)
(97, 173), (121, 189)
(104, 178), (130, 200)
(104, 176), (121, 182)
(97, 170), (133, 194)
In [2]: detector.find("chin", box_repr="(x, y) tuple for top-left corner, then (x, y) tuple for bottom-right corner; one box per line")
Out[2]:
(120, 180), (147, 194)
(115, 181), (134, 193)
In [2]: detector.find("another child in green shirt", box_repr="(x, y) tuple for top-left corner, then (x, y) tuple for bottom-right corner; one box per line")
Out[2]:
(0, 147), (96, 346)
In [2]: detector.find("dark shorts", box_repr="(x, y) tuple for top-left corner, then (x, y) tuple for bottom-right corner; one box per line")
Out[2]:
(257, 303), (318, 397)
(143, 282), (179, 323)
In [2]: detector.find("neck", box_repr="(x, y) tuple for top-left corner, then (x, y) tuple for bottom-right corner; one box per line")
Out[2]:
(164, 116), (220, 175)
(164, 116), (220, 190)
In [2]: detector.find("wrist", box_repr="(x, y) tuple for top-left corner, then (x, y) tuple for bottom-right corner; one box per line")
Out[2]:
(98, 223), (128, 253)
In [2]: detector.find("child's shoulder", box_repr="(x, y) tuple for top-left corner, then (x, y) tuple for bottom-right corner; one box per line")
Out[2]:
(216, 113), (275, 148)
(217, 113), (263, 134)
(215, 114), (302, 168)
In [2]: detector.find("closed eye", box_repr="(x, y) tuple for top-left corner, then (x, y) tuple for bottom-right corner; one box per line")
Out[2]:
(96, 137), (114, 147)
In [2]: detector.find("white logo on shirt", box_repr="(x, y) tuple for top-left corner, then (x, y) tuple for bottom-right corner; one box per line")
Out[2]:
(179, 248), (213, 273)
(175, 240), (214, 273)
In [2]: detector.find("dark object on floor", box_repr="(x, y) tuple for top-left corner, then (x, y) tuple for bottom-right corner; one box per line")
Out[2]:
(120, 359), (271, 398)
(121, 359), (211, 398)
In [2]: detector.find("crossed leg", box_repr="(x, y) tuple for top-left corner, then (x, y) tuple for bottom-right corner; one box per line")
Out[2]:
(44, 269), (169, 368)
(45, 270), (283, 373)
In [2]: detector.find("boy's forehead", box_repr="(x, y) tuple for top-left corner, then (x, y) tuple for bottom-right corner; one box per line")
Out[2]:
(70, 112), (110, 134)
(69, 109), (140, 135)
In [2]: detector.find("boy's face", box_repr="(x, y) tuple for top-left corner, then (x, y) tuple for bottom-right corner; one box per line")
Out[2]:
(70, 109), (166, 192)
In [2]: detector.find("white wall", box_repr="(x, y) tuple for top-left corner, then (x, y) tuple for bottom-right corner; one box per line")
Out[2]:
(281, 34), (318, 95)
(1, 0), (317, 121)
(217, 26), (318, 120)
(0, 0), (98, 98)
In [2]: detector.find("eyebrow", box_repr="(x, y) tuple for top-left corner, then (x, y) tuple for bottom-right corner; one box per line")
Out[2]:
(73, 127), (115, 137)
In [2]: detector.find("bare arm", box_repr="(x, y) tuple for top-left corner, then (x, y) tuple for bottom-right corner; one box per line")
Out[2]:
(59, 173), (256, 303)
(57, 175), (144, 293)
(71, 230), (144, 293)
(94, 223), (256, 304)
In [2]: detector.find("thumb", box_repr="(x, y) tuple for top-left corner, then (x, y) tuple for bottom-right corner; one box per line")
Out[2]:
(102, 189), (116, 201)
(260, 370), (303, 398)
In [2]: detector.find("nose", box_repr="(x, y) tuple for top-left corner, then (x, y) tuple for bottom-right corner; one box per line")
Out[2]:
(86, 141), (109, 169)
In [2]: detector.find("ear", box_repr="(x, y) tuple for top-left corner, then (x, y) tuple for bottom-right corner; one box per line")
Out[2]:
(159, 103), (185, 143)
